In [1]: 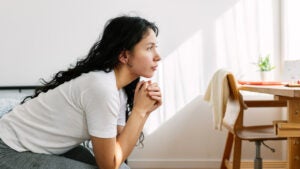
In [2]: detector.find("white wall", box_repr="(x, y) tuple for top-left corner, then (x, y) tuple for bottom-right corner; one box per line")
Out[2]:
(0, 0), (286, 168)
(129, 95), (286, 168)
(0, 0), (238, 86)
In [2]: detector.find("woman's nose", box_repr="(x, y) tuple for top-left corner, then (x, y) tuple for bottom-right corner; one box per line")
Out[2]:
(154, 52), (161, 61)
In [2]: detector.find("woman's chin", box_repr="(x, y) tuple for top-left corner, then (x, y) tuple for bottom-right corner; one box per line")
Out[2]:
(141, 74), (154, 79)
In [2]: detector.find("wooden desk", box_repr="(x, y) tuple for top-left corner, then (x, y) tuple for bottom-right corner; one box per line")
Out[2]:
(239, 85), (300, 169)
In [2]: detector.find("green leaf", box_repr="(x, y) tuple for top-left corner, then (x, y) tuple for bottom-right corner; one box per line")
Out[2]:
(257, 54), (275, 71)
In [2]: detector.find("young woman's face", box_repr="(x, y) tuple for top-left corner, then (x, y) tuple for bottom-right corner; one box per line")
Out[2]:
(127, 29), (161, 78)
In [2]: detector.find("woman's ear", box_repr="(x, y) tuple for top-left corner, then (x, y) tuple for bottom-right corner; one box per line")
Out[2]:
(118, 50), (128, 64)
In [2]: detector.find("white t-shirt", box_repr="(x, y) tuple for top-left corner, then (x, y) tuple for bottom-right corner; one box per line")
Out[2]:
(0, 70), (127, 154)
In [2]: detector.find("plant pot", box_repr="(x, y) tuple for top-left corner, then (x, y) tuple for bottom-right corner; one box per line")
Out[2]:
(260, 71), (273, 81)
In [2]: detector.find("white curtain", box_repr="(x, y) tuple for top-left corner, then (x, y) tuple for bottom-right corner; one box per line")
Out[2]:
(282, 0), (300, 60)
(215, 0), (275, 81)
(281, 0), (300, 81)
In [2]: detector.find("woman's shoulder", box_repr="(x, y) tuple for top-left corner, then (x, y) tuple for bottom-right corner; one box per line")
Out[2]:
(82, 71), (114, 80)
(73, 71), (117, 92)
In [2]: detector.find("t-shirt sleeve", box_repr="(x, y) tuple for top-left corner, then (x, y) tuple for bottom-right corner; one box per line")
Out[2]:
(81, 84), (120, 138)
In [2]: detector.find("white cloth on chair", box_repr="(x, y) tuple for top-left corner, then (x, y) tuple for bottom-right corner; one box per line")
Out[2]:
(204, 69), (230, 130)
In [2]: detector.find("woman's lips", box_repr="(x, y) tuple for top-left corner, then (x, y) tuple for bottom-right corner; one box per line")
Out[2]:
(152, 66), (158, 71)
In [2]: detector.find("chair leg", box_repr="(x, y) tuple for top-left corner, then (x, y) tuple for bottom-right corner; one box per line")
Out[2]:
(231, 136), (242, 169)
(221, 132), (234, 169)
(254, 141), (262, 169)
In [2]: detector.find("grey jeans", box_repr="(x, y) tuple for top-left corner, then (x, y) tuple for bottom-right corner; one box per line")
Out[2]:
(0, 139), (130, 169)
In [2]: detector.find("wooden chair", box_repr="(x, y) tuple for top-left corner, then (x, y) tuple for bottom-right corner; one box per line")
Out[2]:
(220, 73), (287, 169)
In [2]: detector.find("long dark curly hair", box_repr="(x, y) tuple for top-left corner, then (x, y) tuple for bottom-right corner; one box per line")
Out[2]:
(22, 15), (159, 145)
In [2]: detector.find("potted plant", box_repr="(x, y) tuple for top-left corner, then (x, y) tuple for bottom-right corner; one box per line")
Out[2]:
(256, 54), (275, 81)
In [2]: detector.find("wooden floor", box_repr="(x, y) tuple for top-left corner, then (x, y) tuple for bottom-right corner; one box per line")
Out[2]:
(132, 161), (287, 169)
(133, 168), (284, 169)
(132, 167), (286, 169)
(227, 161), (287, 169)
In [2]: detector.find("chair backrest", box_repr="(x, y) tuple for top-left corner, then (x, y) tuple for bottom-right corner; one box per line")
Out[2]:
(222, 73), (244, 132)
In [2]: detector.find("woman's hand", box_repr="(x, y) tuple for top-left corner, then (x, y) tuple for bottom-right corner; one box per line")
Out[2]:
(133, 81), (162, 117)
(146, 81), (162, 110)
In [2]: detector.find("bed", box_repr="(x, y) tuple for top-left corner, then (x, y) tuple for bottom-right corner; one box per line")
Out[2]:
(0, 85), (39, 118)
(0, 85), (94, 154)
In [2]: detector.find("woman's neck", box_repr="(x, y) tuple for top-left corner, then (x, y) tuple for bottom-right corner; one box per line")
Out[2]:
(114, 66), (138, 89)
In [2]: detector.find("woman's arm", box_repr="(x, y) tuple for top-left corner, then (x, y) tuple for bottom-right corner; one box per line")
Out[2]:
(91, 110), (147, 169)
(117, 125), (124, 135)
(91, 81), (161, 169)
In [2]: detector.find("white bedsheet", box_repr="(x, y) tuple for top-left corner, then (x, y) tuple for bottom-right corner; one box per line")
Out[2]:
(0, 98), (20, 117)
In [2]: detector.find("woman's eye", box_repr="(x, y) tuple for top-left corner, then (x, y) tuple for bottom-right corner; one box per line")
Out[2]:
(147, 45), (158, 51)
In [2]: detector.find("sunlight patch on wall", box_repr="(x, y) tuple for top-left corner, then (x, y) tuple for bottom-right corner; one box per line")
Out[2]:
(143, 30), (204, 135)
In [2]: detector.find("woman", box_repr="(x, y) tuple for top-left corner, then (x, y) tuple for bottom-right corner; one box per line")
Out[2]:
(0, 15), (162, 169)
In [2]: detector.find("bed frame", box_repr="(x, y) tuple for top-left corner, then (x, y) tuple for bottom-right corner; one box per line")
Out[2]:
(0, 86), (40, 92)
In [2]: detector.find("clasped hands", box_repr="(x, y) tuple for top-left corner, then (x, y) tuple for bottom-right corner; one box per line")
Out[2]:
(133, 80), (162, 116)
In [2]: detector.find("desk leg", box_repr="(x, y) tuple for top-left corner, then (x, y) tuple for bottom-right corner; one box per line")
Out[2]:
(288, 100), (300, 169)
